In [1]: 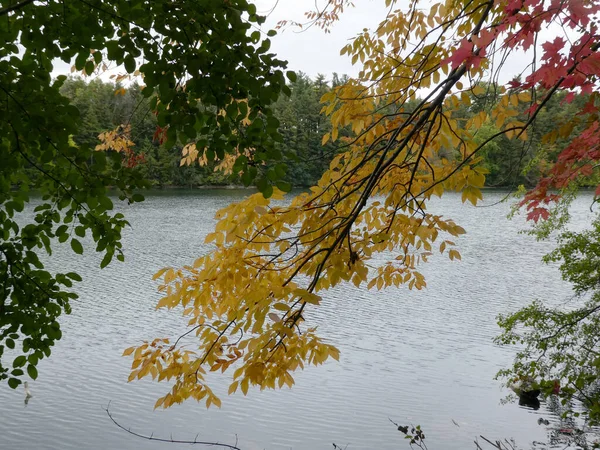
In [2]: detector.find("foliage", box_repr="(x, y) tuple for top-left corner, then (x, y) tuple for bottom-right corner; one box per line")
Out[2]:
(272, 73), (338, 187)
(0, 0), (290, 387)
(59, 75), (344, 188)
(126, 0), (600, 409)
(497, 219), (600, 424)
(62, 76), (595, 191)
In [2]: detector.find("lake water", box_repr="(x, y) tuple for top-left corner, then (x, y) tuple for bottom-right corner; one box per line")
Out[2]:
(0, 190), (595, 450)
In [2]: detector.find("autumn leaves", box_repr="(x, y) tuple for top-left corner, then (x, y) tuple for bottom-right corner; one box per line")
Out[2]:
(125, 0), (600, 409)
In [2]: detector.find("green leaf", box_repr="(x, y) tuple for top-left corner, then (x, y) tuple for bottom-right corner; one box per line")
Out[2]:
(70, 239), (84, 255)
(27, 353), (39, 366)
(98, 196), (114, 211)
(276, 180), (292, 192)
(8, 378), (20, 389)
(286, 71), (297, 82)
(13, 356), (27, 368)
(66, 272), (82, 282)
(75, 52), (88, 70)
(124, 55), (136, 73)
(84, 60), (95, 76)
(27, 364), (38, 380)
(263, 184), (273, 198)
(100, 251), (113, 269)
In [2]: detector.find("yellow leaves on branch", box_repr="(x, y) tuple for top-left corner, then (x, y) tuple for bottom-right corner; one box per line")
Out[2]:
(124, 0), (538, 410)
(180, 142), (199, 167)
(95, 124), (135, 153)
(179, 99), (253, 174)
(126, 145), (473, 409)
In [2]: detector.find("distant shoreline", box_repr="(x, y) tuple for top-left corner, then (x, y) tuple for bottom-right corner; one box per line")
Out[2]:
(149, 184), (257, 190)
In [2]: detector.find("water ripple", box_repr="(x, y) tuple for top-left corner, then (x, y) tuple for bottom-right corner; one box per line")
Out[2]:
(0, 190), (594, 450)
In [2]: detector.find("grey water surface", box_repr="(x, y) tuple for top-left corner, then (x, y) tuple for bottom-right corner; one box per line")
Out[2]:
(0, 190), (593, 450)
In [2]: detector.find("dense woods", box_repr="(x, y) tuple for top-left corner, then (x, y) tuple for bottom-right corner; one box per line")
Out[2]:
(60, 76), (590, 190)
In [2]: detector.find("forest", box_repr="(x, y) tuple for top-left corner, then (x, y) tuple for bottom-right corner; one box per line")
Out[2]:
(60, 75), (589, 189)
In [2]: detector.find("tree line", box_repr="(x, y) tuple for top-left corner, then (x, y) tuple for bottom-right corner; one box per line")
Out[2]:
(61, 76), (589, 189)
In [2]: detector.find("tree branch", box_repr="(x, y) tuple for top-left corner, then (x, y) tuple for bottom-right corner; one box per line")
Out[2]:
(0, 0), (35, 16)
(104, 402), (241, 449)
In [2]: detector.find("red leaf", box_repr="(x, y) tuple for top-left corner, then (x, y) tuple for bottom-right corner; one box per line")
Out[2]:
(563, 92), (575, 104)
(444, 39), (474, 70)
(526, 207), (550, 223)
(541, 36), (565, 60)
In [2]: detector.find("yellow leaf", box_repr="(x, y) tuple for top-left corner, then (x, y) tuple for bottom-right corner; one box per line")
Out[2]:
(233, 366), (244, 380)
(449, 249), (461, 261)
(228, 381), (239, 395)
(331, 127), (339, 142)
(518, 91), (531, 102)
(273, 303), (290, 311)
(329, 346), (340, 361)
(152, 268), (169, 281)
(154, 397), (165, 409)
(293, 289), (321, 305)
(241, 378), (250, 395)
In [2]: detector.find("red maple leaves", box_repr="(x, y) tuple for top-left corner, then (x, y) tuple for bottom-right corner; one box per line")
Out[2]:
(521, 121), (600, 222)
(153, 125), (168, 145)
(492, 0), (600, 222)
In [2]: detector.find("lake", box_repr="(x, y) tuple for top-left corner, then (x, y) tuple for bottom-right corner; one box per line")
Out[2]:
(0, 189), (594, 450)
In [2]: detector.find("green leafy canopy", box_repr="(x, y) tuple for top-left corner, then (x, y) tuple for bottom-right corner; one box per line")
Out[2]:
(496, 219), (600, 424)
(0, 0), (292, 387)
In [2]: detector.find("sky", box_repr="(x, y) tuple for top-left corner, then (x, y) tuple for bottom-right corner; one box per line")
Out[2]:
(252, 0), (392, 79)
(250, 0), (567, 86)
(51, 0), (392, 82)
(50, 0), (567, 87)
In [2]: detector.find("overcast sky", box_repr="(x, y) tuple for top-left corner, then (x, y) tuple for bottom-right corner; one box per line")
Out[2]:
(252, 0), (537, 83)
(252, 0), (391, 79)
(51, 0), (390, 82)
(252, 0), (571, 87)
(51, 0), (567, 87)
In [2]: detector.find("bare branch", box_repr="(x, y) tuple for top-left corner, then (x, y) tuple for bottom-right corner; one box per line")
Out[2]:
(104, 402), (242, 449)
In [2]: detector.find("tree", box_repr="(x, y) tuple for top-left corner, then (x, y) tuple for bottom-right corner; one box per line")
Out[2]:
(0, 0), (291, 388)
(496, 219), (600, 424)
(60, 74), (585, 190)
(126, 0), (600, 409)
(272, 73), (337, 186)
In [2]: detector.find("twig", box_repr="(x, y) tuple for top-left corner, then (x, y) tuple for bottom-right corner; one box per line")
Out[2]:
(0, 0), (35, 16)
(104, 401), (242, 449)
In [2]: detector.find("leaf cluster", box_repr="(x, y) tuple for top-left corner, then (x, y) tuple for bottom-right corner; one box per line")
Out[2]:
(0, 0), (290, 386)
(496, 219), (600, 424)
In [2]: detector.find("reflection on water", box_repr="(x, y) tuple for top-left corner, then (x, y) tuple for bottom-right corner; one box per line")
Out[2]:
(0, 190), (596, 450)
(518, 396), (540, 411)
